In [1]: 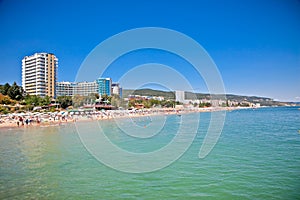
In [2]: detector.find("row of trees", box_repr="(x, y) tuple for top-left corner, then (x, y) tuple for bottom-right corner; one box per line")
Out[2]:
(128, 99), (180, 109)
(56, 94), (126, 109)
(0, 82), (54, 106)
(198, 102), (212, 107)
(0, 83), (55, 113)
(0, 82), (24, 101)
(0, 82), (70, 107)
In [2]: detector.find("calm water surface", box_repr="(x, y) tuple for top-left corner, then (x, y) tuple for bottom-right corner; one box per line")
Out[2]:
(0, 107), (299, 199)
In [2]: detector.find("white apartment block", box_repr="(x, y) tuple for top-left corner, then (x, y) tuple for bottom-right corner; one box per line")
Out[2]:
(56, 81), (98, 97)
(175, 90), (185, 103)
(22, 53), (58, 98)
(75, 81), (98, 96)
(111, 83), (122, 97)
(56, 81), (75, 97)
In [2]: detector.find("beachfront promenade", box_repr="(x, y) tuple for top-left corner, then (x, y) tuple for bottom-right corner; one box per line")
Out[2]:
(0, 107), (242, 129)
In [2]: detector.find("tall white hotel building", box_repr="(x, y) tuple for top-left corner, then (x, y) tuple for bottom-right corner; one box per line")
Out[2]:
(22, 53), (58, 98)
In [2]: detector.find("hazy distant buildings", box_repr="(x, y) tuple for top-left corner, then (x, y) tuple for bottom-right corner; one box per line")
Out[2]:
(175, 90), (185, 103)
(22, 53), (58, 98)
(97, 78), (112, 96)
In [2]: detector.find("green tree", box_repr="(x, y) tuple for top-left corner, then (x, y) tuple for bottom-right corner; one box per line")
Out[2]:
(101, 94), (112, 105)
(0, 94), (12, 105)
(128, 100), (135, 108)
(72, 95), (85, 108)
(7, 82), (23, 100)
(111, 95), (121, 108)
(57, 96), (72, 109)
(199, 102), (211, 108)
(93, 93), (100, 99)
(101, 94), (108, 101)
(0, 106), (9, 114)
(85, 93), (98, 105)
(161, 100), (174, 108)
(40, 96), (51, 106)
(0, 83), (11, 95)
(149, 99), (160, 107)
(24, 95), (40, 106)
(142, 100), (151, 108)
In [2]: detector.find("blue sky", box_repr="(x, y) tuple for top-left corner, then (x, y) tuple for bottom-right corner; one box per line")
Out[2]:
(0, 0), (299, 101)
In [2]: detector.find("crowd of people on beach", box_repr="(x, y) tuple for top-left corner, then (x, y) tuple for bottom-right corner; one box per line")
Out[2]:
(0, 107), (241, 129)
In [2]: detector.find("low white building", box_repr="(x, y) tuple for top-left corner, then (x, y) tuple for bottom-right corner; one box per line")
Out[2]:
(56, 81), (98, 97)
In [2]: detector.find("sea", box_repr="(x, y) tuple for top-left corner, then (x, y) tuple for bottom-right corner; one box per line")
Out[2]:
(0, 107), (299, 199)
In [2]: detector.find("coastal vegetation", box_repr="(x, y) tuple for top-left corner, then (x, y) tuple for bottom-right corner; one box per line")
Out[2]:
(124, 89), (175, 100)
(124, 89), (291, 107)
(0, 82), (24, 101)
(128, 98), (180, 109)
(0, 83), (53, 113)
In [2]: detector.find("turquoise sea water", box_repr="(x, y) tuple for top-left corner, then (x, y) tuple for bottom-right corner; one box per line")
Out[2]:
(0, 107), (300, 199)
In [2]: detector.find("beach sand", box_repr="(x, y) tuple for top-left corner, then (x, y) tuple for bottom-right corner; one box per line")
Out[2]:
(0, 107), (248, 129)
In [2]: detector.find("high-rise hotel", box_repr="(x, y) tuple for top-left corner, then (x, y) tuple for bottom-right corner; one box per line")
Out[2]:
(96, 78), (112, 96)
(22, 53), (58, 98)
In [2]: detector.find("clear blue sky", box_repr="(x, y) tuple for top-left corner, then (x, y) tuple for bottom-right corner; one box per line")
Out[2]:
(0, 0), (299, 101)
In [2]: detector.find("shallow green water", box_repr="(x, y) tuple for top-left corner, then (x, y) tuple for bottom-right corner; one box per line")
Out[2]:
(1, 107), (300, 199)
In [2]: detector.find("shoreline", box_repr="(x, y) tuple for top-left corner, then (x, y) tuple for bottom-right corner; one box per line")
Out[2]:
(0, 106), (252, 130)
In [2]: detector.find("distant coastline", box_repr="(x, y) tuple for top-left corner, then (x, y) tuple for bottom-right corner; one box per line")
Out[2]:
(123, 88), (298, 107)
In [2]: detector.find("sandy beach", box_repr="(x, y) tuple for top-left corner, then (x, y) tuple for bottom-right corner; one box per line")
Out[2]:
(0, 107), (248, 129)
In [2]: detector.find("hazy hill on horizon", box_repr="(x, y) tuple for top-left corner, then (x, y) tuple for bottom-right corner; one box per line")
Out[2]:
(122, 88), (286, 106)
